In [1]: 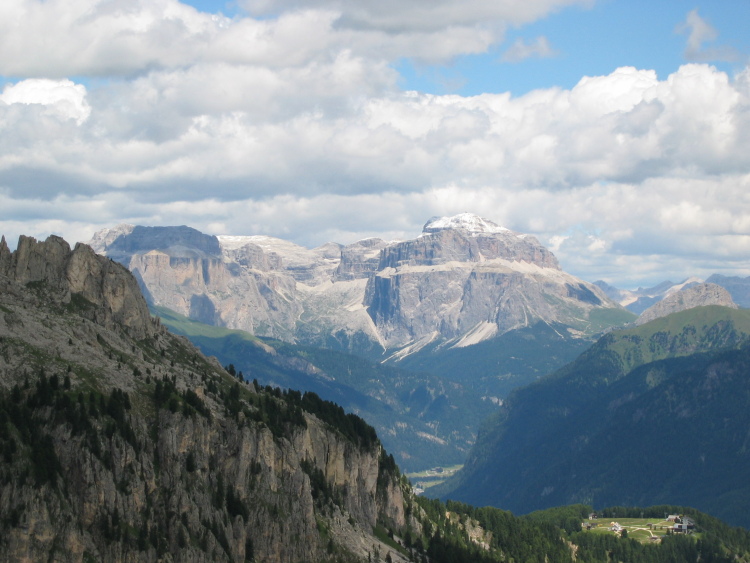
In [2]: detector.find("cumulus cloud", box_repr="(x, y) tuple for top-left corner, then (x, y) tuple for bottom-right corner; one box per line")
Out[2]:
(1, 0), (749, 288)
(0, 0), (589, 78)
(0, 79), (91, 124)
(0, 0), (221, 77)
(240, 0), (590, 32)
(1, 62), (749, 285)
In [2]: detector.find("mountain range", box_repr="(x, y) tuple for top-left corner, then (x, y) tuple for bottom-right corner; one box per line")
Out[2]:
(437, 304), (750, 528)
(83, 214), (643, 472)
(4, 232), (750, 560)
(7, 234), (750, 561)
(596, 274), (750, 313)
(87, 214), (634, 356)
(84, 215), (750, 476)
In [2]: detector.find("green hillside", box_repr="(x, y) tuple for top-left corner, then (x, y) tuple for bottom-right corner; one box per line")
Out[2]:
(438, 306), (750, 528)
(385, 320), (601, 398)
(598, 305), (750, 373)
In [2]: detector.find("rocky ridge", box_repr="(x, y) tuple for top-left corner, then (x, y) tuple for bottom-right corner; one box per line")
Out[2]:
(0, 234), (153, 339)
(0, 234), (419, 562)
(87, 214), (625, 354)
(634, 282), (738, 326)
(364, 215), (607, 348)
(595, 277), (705, 314)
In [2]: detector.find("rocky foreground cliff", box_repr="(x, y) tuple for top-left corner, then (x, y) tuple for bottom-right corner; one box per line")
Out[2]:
(0, 235), (417, 562)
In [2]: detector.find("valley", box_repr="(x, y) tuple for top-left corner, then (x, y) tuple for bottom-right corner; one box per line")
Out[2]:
(406, 465), (463, 495)
(1, 231), (750, 561)
(87, 214), (638, 473)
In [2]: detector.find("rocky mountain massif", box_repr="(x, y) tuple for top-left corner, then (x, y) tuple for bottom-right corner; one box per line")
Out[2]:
(4, 234), (750, 562)
(596, 275), (750, 314)
(437, 304), (750, 529)
(82, 216), (638, 474)
(88, 214), (632, 358)
(0, 234), (419, 562)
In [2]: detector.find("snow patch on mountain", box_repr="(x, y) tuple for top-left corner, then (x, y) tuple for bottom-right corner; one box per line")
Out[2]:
(422, 213), (512, 236)
(384, 332), (441, 362)
(451, 321), (499, 348)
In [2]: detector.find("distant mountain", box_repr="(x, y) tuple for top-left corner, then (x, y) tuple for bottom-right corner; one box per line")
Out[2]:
(706, 274), (750, 308)
(88, 214), (633, 360)
(634, 282), (737, 326)
(594, 278), (705, 314)
(596, 275), (750, 314)
(365, 213), (630, 350)
(437, 305), (750, 528)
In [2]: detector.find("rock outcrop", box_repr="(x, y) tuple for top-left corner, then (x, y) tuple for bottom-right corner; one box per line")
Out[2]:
(0, 234), (154, 339)
(333, 238), (388, 282)
(0, 234), (415, 563)
(634, 282), (738, 326)
(90, 227), (303, 340)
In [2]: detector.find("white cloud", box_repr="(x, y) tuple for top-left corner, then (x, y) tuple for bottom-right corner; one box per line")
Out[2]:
(677, 9), (741, 63)
(677, 9), (717, 57)
(240, 0), (590, 33)
(0, 79), (91, 124)
(4, 65), (749, 193)
(0, 0), (589, 79)
(0, 1), (749, 288)
(0, 0), (221, 77)
(502, 36), (557, 63)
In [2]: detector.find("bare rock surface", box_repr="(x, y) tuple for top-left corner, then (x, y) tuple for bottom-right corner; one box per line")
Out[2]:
(0, 233), (418, 562)
(87, 213), (626, 352)
(635, 282), (738, 326)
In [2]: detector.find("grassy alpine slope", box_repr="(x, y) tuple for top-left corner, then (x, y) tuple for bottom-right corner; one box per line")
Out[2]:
(437, 306), (750, 528)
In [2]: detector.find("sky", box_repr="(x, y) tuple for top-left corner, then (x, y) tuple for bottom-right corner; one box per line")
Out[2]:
(1, 0), (750, 289)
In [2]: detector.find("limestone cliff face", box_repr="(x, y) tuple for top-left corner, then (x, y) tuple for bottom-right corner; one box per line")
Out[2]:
(128, 250), (300, 338)
(87, 213), (626, 352)
(334, 238), (389, 282)
(364, 216), (614, 348)
(0, 234), (414, 563)
(0, 235), (154, 339)
(89, 226), (302, 340)
(635, 282), (738, 326)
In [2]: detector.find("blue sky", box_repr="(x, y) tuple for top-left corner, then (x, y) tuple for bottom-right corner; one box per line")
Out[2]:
(181, 0), (750, 97)
(0, 0), (749, 287)
(483, 0), (750, 94)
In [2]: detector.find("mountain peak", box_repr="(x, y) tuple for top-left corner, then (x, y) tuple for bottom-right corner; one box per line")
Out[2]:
(422, 213), (511, 236)
(634, 282), (737, 326)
